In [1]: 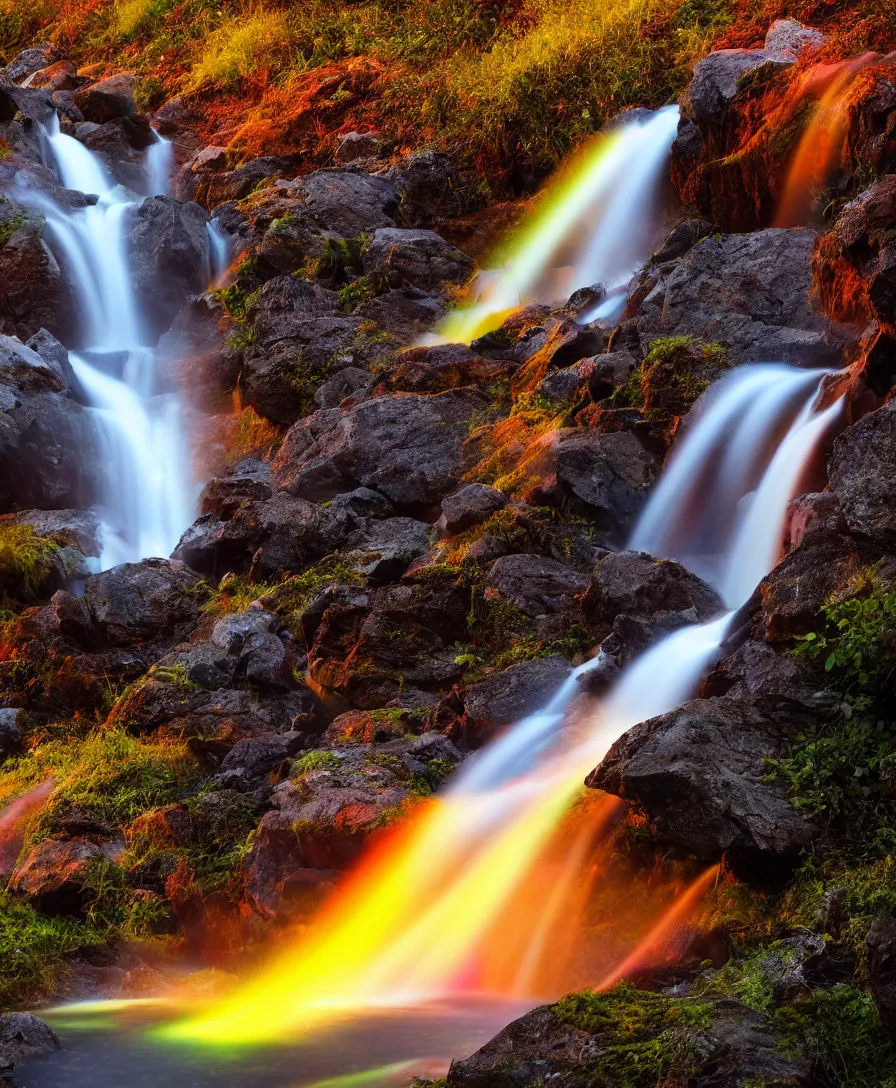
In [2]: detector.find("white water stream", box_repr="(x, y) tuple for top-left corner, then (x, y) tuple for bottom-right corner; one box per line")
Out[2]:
(24, 115), (207, 567)
(455, 365), (842, 799)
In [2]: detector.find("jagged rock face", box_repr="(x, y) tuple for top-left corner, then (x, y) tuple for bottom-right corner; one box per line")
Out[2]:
(127, 196), (210, 338)
(455, 656), (573, 748)
(362, 227), (474, 292)
(588, 695), (819, 881)
(0, 334), (99, 511)
(273, 390), (487, 508)
(446, 997), (810, 1088)
(829, 398), (896, 550)
(815, 176), (896, 341)
(0, 206), (74, 341)
(634, 228), (849, 366)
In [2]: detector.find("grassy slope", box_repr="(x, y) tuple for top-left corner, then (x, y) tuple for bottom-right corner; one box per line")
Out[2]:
(0, 0), (892, 192)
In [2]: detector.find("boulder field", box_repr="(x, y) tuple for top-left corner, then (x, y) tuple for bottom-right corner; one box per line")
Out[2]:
(2, 17), (896, 1085)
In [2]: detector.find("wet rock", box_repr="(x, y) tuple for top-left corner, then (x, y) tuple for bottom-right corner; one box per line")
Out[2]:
(704, 637), (825, 707)
(218, 731), (309, 782)
(829, 397), (896, 550)
(867, 916), (896, 1034)
(383, 344), (512, 396)
(84, 558), (204, 645)
(785, 491), (850, 552)
(199, 459), (274, 519)
(127, 196), (210, 337)
(82, 114), (159, 192)
(585, 550), (723, 640)
(362, 227), (473, 292)
(484, 554), (590, 618)
(0, 334), (99, 511)
(3, 43), (59, 83)
(273, 388), (485, 507)
(309, 582), (468, 707)
(0, 207), (73, 340)
(173, 494), (351, 581)
(345, 516), (431, 584)
(436, 483), (506, 538)
(72, 72), (139, 123)
(13, 507), (102, 558)
(653, 218), (714, 263)
(242, 742), (415, 919)
(544, 430), (659, 540)
(458, 656), (572, 749)
(446, 996), (808, 1088)
(354, 287), (446, 343)
(588, 694), (818, 880)
(814, 177), (896, 338)
(687, 49), (789, 126)
(247, 276), (340, 344)
(0, 708), (26, 760)
(635, 229), (846, 366)
(391, 149), (465, 226)
(0, 1013), (59, 1070)
(10, 837), (111, 915)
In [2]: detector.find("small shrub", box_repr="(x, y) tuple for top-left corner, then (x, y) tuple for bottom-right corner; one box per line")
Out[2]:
(188, 8), (293, 91)
(293, 750), (342, 776)
(0, 524), (59, 602)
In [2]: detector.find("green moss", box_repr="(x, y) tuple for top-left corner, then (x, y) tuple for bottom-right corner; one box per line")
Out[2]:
(0, 524), (59, 603)
(339, 276), (377, 313)
(610, 336), (728, 418)
(258, 556), (366, 636)
(554, 983), (713, 1087)
(770, 575), (896, 846)
(293, 750), (342, 776)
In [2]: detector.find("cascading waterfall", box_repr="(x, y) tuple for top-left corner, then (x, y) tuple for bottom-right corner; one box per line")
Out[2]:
(23, 115), (198, 567)
(162, 362), (842, 1047)
(434, 106), (679, 345)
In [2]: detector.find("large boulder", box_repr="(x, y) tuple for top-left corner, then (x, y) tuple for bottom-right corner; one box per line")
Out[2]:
(362, 227), (474, 292)
(72, 72), (139, 123)
(0, 205), (73, 340)
(484, 554), (590, 618)
(0, 1013), (59, 1071)
(542, 430), (659, 540)
(814, 177), (896, 338)
(458, 656), (572, 748)
(828, 397), (896, 550)
(273, 389), (485, 507)
(10, 837), (111, 915)
(127, 196), (209, 337)
(84, 558), (204, 645)
(0, 334), (99, 511)
(588, 694), (818, 880)
(634, 229), (847, 366)
(447, 994), (809, 1088)
(3, 43), (59, 82)
(173, 493), (351, 581)
(686, 48), (788, 127)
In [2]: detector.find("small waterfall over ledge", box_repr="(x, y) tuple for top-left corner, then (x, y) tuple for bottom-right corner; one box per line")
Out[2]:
(24, 116), (211, 568)
(164, 363), (842, 1046)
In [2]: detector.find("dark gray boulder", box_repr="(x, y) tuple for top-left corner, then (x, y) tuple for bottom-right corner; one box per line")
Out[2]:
(127, 196), (209, 337)
(686, 49), (790, 126)
(72, 72), (139, 123)
(436, 483), (506, 537)
(84, 558), (204, 645)
(0, 708), (26, 761)
(362, 227), (473, 291)
(459, 656), (572, 748)
(273, 388), (485, 507)
(0, 334), (99, 511)
(0, 207), (73, 340)
(3, 43), (59, 83)
(484, 554), (590, 618)
(828, 399), (896, 550)
(635, 228), (847, 366)
(0, 1012), (60, 1071)
(588, 694), (818, 879)
(547, 430), (659, 540)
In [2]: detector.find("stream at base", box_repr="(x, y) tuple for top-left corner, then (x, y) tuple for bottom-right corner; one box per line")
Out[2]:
(17, 999), (525, 1088)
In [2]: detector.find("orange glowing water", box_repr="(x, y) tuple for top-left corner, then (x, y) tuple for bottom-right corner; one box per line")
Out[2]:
(0, 780), (53, 875)
(774, 54), (875, 228)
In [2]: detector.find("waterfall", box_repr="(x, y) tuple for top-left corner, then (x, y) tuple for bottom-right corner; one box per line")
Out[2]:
(24, 115), (199, 567)
(164, 363), (842, 1046)
(435, 106), (679, 344)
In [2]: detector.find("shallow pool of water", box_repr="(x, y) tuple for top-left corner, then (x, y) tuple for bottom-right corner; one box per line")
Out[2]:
(17, 999), (525, 1088)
